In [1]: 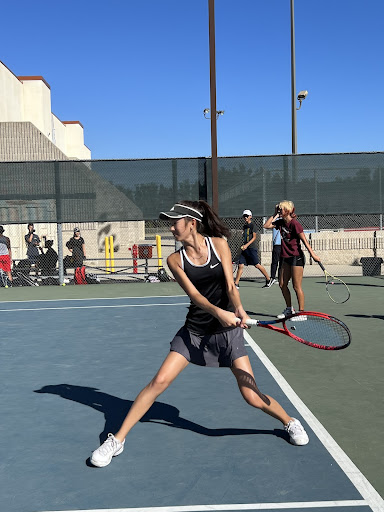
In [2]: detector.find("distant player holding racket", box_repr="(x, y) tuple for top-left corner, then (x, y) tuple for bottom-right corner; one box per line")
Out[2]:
(90, 200), (309, 467)
(234, 209), (270, 289)
(264, 201), (321, 318)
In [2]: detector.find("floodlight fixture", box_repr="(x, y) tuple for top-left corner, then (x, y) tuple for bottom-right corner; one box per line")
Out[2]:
(297, 90), (308, 110)
(203, 108), (225, 119)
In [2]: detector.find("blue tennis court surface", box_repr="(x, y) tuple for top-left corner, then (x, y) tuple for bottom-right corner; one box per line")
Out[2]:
(0, 296), (382, 512)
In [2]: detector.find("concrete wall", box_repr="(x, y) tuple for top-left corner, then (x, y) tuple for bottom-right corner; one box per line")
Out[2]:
(0, 60), (90, 160)
(62, 121), (91, 160)
(19, 77), (52, 139)
(258, 230), (384, 266)
(0, 62), (23, 121)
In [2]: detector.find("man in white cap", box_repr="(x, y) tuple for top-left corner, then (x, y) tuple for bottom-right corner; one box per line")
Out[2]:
(234, 209), (270, 289)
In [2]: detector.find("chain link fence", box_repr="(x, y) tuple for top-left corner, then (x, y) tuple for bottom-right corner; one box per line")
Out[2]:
(0, 152), (383, 284)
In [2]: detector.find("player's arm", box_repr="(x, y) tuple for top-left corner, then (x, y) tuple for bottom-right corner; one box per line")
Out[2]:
(211, 237), (250, 328)
(264, 204), (281, 229)
(298, 232), (320, 262)
(167, 251), (240, 328)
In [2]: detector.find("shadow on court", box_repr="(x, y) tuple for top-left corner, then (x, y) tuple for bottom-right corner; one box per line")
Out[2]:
(245, 310), (273, 317)
(345, 314), (384, 320)
(34, 384), (288, 449)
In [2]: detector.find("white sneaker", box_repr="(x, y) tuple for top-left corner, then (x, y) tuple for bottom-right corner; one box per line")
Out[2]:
(91, 433), (125, 467)
(285, 418), (309, 446)
(277, 307), (295, 319)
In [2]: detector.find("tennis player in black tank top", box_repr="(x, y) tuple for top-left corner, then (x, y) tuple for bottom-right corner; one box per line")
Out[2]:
(90, 201), (309, 467)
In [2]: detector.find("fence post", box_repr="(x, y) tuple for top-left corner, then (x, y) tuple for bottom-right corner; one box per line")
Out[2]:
(109, 235), (115, 273)
(132, 244), (138, 274)
(105, 237), (110, 274)
(54, 161), (64, 285)
(156, 235), (162, 269)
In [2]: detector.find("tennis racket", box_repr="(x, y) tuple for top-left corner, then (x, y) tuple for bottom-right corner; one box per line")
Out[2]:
(236, 311), (351, 350)
(317, 262), (350, 304)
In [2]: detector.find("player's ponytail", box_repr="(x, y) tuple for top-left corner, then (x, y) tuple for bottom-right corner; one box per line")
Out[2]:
(179, 200), (230, 238)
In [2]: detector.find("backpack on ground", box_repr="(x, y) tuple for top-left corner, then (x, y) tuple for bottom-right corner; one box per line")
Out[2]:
(74, 266), (87, 285)
(86, 272), (100, 284)
(157, 268), (171, 282)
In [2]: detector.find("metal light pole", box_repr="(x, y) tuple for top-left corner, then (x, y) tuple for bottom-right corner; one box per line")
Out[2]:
(290, 0), (297, 155)
(208, 0), (219, 212)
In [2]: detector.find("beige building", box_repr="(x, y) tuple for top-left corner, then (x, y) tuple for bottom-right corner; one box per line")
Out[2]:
(0, 60), (144, 267)
(0, 60), (90, 160)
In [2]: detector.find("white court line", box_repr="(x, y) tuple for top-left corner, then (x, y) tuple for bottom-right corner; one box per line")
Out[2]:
(0, 302), (190, 313)
(19, 299), (381, 512)
(40, 499), (368, 512)
(0, 294), (187, 305)
(244, 331), (384, 512)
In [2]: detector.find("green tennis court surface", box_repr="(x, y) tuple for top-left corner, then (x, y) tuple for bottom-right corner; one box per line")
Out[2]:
(0, 276), (382, 512)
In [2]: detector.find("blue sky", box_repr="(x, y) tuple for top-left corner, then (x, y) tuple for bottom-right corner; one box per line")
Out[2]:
(1, 0), (383, 159)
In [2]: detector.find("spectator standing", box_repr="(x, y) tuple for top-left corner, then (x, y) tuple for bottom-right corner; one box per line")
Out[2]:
(234, 209), (270, 289)
(25, 223), (40, 264)
(264, 205), (282, 287)
(264, 200), (320, 318)
(65, 227), (86, 272)
(0, 226), (13, 286)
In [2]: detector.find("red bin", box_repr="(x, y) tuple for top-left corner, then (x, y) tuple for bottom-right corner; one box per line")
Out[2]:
(138, 245), (152, 259)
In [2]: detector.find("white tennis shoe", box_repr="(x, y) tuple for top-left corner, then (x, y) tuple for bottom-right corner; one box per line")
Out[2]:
(91, 433), (125, 467)
(284, 418), (309, 446)
(277, 307), (295, 319)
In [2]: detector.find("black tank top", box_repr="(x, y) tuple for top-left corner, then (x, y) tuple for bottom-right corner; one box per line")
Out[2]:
(180, 237), (234, 334)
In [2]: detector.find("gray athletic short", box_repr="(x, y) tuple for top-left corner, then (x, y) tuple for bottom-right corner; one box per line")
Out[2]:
(170, 325), (248, 367)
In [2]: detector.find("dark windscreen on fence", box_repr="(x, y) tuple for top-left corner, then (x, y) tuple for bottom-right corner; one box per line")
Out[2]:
(0, 152), (383, 224)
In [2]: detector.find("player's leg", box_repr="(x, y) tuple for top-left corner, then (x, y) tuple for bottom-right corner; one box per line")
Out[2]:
(115, 351), (189, 441)
(246, 248), (269, 284)
(3, 256), (13, 284)
(234, 263), (244, 287)
(291, 264), (305, 311)
(231, 355), (290, 423)
(231, 355), (309, 445)
(270, 245), (281, 280)
(279, 260), (292, 307)
(91, 351), (189, 467)
(255, 263), (270, 282)
(276, 246), (282, 281)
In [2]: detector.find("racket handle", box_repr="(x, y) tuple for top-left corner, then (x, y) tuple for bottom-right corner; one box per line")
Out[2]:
(235, 317), (258, 326)
(318, 261), (325, 271)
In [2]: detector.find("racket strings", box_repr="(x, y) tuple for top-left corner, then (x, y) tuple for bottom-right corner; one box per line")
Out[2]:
(285, 316), (350, 349)
(326, 277), (350, 304)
